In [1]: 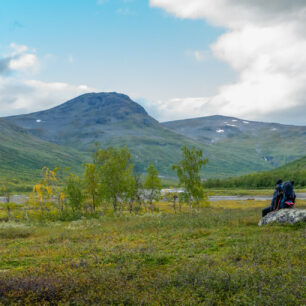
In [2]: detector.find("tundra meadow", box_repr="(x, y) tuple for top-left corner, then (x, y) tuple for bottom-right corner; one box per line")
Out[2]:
(0, 200), (305, 304)
(0, 147), (305, 305)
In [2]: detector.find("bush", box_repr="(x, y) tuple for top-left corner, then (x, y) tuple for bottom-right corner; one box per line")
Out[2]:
(0, 223), (33, 239)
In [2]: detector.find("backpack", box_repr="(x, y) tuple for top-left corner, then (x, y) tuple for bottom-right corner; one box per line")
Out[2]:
(280, 181), (295, 208)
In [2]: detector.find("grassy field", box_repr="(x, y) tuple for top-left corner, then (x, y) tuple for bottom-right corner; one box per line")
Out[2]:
(207, 188), (306, 196)
(0, 200), (305, 304)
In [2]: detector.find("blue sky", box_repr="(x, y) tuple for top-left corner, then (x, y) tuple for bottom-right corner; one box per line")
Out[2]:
(0, 0), (305, 124)
(0, 1), (232, 103)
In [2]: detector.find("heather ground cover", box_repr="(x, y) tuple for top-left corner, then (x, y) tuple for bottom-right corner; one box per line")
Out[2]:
(0, 200), (305, 305)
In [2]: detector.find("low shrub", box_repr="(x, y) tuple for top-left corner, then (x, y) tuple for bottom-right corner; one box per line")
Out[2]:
(0, 222), (33, 239)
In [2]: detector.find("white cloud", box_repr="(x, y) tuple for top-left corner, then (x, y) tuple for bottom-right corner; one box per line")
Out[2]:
(150, 0), (306, 124)
(0, 77), (93, 116)
(0, 43), (93, 116)
(0, 43), (39, 74)
(9, 53), (38, 71)
(10, 43), (29, 55)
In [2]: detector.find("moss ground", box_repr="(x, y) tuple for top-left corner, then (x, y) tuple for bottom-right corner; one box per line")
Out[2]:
(0, 200), (305, 305)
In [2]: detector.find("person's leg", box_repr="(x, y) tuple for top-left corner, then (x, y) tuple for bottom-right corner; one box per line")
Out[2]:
(281, 203), (292, 209)
(262, 206), (272, 217)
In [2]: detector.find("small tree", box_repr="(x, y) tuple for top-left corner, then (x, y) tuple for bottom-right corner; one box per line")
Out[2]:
(123, 174), (137, 215)
(64, 174), (84, 213)
(95, 147), (134, 215)
(144, 163), (161, 212)
(172, 146), (208, 212)
(33, 167), (58, 212)
(84, 163), (99, 212)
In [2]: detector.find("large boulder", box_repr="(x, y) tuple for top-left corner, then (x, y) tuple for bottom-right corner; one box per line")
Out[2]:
(258, 209), (306, 226)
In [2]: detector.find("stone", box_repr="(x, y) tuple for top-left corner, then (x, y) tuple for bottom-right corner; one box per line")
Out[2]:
(258, 208), (306, 226)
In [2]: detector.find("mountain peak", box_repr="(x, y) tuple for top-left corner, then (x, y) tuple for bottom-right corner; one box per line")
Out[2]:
(5, 91), (158, 146)
(52, 91), (148, 116)
(64, 92), (133, 104)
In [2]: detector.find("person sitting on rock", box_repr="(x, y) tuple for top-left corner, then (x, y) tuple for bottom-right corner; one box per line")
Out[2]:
(262, 179), (283, 217)
(279, 181), (296, 209)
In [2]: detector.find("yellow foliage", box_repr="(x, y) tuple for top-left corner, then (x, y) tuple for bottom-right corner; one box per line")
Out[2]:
(33, 184), (41, 193)
(59, 192), (66, 201)
(46, 186), (52, 196)
(32, 167), (61, 208)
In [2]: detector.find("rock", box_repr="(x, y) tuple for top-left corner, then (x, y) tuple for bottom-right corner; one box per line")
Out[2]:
(258, 209), (306, 226)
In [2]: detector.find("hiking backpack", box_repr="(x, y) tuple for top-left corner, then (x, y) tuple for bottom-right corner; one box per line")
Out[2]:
(280, 181), (295, 208)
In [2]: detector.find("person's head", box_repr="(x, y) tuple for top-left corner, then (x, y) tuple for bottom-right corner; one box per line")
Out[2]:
(291, 181), (294, 186)
(276, 179), (282, 185)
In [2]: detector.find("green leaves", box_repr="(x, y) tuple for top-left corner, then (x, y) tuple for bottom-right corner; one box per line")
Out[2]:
(172, 146), (208, 210)
(144, 163), (161, 194)
(144, 163), (162, 212)
(93, 147), (135, 212)
(84, 163), (99, 212)
(64, 174), (84, 212)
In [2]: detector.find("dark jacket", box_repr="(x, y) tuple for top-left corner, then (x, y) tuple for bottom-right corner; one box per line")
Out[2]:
(271, 183), (283, 210)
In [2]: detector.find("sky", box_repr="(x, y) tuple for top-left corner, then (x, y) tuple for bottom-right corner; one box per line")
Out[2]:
(0, 0), (306, 125)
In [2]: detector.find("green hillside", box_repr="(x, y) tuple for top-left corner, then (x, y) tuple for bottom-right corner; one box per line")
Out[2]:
(204, 155), (306, 188)
(277, 155), (306, 171)
(0, 119), (88, 189)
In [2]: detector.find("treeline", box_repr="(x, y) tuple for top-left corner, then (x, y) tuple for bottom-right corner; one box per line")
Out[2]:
(0, 146), (209, 220)
(204, 169), (306, 189)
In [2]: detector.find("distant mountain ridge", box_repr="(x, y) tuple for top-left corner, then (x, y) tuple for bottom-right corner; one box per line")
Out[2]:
(2, 92), (306, 179)
(163, 115), (306, 168)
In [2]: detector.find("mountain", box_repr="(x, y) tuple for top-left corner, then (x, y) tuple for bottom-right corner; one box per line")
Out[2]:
(5, 93), (202, 175)
(3, 92), (306, 180)
(7, 92), (158, 148)
(0, 118), (86, 185)
(163, 115), (306, 168)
